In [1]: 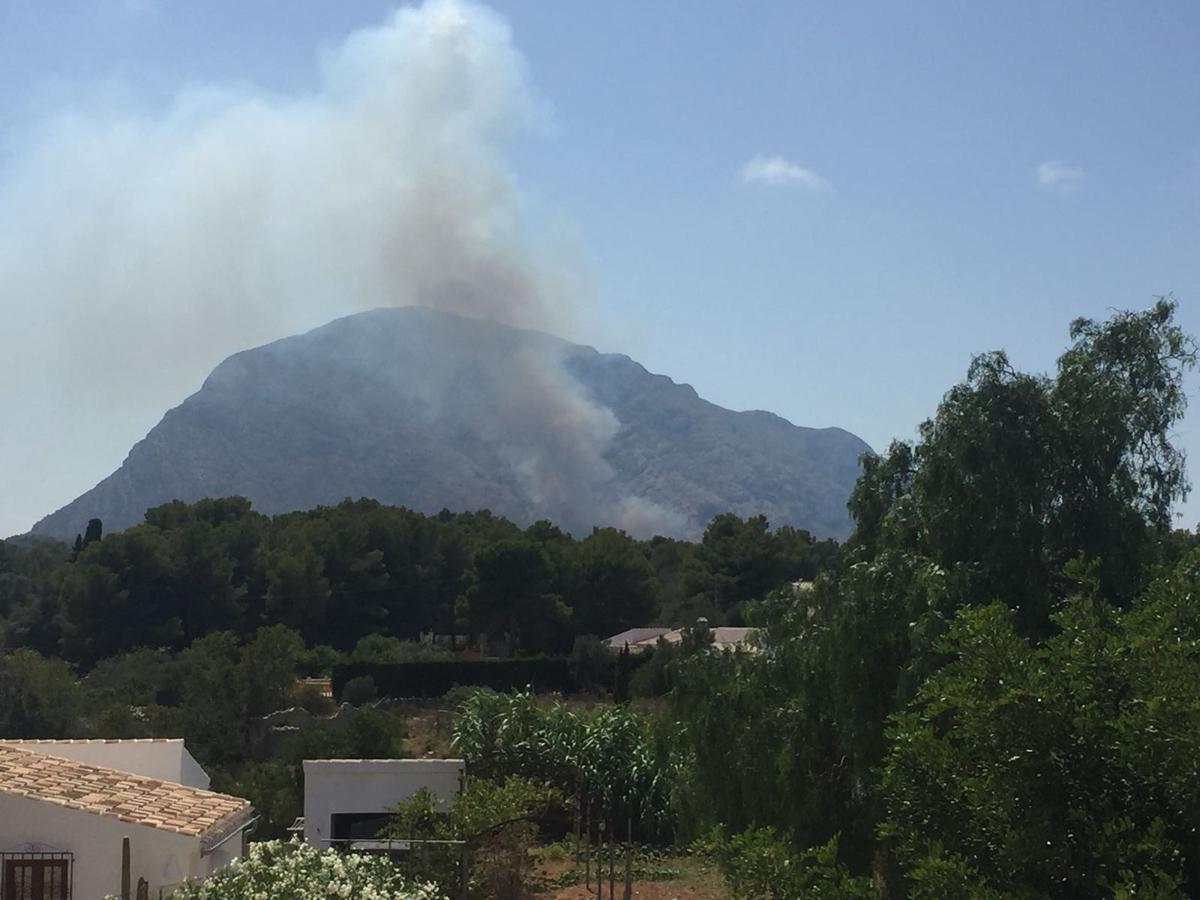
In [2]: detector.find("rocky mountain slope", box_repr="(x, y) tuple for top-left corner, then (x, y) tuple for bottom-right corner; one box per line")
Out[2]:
(32, 307), (871, 540)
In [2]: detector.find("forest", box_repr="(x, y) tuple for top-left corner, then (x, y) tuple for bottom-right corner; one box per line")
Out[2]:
(3, 299), (1200, 898)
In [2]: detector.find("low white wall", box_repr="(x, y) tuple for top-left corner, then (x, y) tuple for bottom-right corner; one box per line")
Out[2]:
(4, 740), (211, 789)
(302, 758), (464, 847)
(0, 792), (212, 900)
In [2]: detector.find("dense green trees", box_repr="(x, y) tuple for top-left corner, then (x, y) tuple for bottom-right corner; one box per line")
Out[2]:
(881, 560), (1200, 896)
(848, 298), (1196, 624)
(465, 538), (568, 653)
(0, 500), (824, 850)
(1, 501), (827, 667)
(570, 527), (658, 637)
(694, 514), (830, 617)
(667, 300), (1200, 895)
(0, 649), (81, 738)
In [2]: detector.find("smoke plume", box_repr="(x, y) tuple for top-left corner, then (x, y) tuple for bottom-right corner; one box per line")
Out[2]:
(0, 0), (679, 538)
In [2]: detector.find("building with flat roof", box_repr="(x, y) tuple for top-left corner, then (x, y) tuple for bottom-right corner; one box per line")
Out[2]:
(302, 758), (465, 849)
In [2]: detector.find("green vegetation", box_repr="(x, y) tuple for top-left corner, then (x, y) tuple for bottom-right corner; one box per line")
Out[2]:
(664, 299), (1200, 896)
(8, 298), (1200, 897)
(155, 840), (442, 900)
(881, 571), (1200, 896)
(1, 501), (831, 667)
(452, 689), (674, 837)
(386, 776), (562, 899)
(0, 498), (827, 841)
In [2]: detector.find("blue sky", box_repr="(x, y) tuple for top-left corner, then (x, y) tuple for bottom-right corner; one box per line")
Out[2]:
(1, 1), (1199, 534)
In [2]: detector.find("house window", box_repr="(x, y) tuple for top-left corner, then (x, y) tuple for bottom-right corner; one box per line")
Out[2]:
(1, 854), (72, 900)
(331, 812), (392, 841)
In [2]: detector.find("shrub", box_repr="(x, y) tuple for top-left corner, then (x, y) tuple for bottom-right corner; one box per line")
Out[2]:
(334, 657), (577, 698)
(342, 674), (379, 705)
(387, 776), (562, 900)
(143, 839), (441, 899)
(711, 828), (871, 900)
(569, 635), (612, 691)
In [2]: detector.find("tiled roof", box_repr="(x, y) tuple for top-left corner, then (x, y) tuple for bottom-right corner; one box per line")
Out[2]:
(4, 738), (179, 746)
(0, 745), (251, 851)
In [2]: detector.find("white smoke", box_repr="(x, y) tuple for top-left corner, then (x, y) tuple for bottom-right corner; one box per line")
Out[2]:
(0, 0), (679, 538)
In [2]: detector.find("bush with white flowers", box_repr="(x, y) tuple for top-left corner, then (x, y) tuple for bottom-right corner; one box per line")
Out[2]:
(161, 840), (444, 900)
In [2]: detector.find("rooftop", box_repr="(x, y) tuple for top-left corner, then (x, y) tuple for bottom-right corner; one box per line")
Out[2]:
(661, 626), (759, 647)
(604, 627), (672, 650)
(4, 738), (182, 746)
(0, 744), (252, 851)
(606, 625), (761, 652)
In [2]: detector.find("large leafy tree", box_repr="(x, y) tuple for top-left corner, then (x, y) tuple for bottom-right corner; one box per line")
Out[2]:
(882, 555), (1200, 897)
(669, 300), (1198, 882)
(850, 298), (1196, 626)
(466, 538), (570, 653)
(570, 527), (658, 637)
(0, 649), (82, 737)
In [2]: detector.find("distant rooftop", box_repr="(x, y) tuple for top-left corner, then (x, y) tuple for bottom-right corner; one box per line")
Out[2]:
(659, 626), (759, 648)
(605, 625), (760, 652)
(0, 744), (251, 851)
(604, 627), (672, 650)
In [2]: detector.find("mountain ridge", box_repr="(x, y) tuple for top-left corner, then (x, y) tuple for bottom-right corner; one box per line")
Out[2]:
(31, 307), (871, 541)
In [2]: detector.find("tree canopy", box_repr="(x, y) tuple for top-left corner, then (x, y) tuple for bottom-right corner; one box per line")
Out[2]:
(668, 299), (1200, 893)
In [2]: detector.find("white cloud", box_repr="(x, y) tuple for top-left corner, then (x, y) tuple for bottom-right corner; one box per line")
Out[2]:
(740, 154), (831, 191)
(1036, 160), (1085, 192)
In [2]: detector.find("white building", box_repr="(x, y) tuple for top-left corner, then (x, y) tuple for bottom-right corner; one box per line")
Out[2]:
(302, 758), (464, 848)
(0, 739), (253, 900)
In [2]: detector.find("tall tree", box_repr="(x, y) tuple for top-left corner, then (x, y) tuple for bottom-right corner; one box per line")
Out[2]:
(571, 527), (658, 637)
(849, 297), (1197, 627)
(670, 301), (1199, 882)
(467, 538), (570, 653)
(0, 649), (82, 738)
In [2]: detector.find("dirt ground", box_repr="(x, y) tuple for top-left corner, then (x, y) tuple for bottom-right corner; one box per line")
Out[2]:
(547, 881), (729, 900)
(537, 857), (731, 900)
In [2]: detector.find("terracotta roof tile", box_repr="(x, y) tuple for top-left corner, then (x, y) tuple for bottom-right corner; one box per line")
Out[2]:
(0, 745), (251, 851)
(7, 738), (176, 745)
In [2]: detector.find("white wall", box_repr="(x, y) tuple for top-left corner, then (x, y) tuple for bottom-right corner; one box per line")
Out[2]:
(3, 740), (211, 789)
(0, 792), (214, 900)
(302, 759), (465, 847)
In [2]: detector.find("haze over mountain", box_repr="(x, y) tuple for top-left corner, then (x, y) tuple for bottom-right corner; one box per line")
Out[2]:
(31, 308), (870, 541)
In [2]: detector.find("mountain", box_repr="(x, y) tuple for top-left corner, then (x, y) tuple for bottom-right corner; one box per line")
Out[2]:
(31, 307), (871, 541)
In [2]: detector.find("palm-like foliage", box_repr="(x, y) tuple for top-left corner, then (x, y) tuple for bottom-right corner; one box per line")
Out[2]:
(452, 689), (674, 832)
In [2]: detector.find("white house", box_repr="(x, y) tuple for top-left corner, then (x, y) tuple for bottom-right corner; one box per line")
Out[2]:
(302, 758), (464, 848)
(0, 739), (253, 900)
